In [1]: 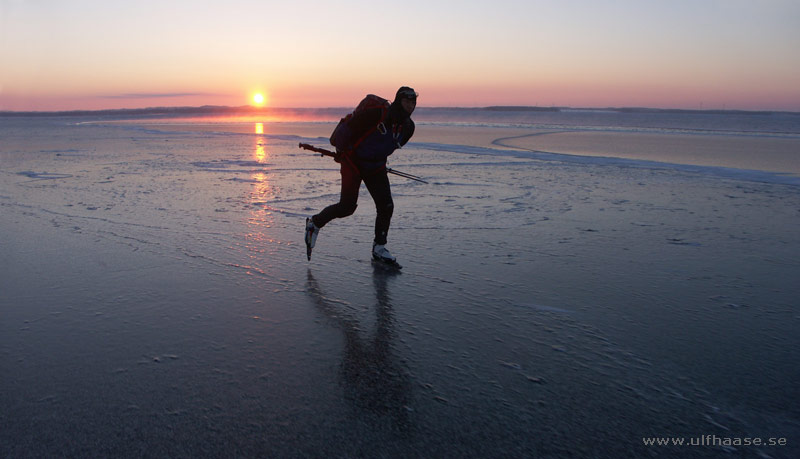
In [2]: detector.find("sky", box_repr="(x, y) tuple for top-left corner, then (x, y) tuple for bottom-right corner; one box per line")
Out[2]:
(1, 0), (799, 111)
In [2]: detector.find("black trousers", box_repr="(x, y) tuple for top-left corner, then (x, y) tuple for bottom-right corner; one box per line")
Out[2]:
(312, 159), (394, 245)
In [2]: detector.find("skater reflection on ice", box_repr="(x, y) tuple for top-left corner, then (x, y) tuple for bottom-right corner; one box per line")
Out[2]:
(306, 268), (413, 431)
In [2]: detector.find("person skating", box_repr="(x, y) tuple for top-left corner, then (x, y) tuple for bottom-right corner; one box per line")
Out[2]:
(305, 86), (418, 268)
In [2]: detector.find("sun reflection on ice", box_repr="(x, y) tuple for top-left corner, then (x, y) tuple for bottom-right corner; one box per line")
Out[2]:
(251, 122), (270, 210)
(245, 122), (274, 252)
(254, 123), (266, 163)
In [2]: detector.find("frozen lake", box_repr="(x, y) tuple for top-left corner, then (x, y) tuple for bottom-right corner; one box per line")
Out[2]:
(1, 113), (799, 457)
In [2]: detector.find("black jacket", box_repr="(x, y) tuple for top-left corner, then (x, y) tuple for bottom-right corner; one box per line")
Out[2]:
(346, 106), (415, 171)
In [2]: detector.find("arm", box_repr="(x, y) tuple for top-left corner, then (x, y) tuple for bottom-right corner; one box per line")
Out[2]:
(399, 119), (415, 147)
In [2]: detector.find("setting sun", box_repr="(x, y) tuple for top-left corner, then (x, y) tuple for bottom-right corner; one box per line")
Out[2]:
(252, 93), (265, 106)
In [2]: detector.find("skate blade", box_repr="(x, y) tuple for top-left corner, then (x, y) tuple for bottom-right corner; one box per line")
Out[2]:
(372, 255), (402, 270)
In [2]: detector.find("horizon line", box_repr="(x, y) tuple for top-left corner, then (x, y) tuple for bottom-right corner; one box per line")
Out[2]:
(2, 104), (798, 117)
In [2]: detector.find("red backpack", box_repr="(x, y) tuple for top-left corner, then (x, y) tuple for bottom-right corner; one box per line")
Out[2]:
(329, 94), (390, 151)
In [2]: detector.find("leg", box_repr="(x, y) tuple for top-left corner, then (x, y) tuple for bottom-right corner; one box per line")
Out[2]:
(313, 160), (361, 228)
(363, 170), (393, 245)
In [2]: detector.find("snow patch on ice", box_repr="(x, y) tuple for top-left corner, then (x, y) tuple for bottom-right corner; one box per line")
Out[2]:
(513, 302), (573, 314)
(192, 160), (271, 169)
(410, 142), (800, 187)
(17, 171), (73, 180)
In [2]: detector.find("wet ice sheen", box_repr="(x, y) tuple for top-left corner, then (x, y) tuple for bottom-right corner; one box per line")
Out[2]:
(1, 114), (798, 458)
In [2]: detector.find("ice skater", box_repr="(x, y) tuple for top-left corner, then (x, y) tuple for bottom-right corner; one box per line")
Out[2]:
(305, 86), (418, 268)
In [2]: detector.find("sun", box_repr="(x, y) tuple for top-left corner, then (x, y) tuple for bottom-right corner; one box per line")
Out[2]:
(252, 93), (266, 106)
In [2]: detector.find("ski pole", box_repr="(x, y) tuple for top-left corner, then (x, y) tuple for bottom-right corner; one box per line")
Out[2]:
(386, 168), (428, 184)
(298, 143), (428, 184)
(299, 142), (336, 158)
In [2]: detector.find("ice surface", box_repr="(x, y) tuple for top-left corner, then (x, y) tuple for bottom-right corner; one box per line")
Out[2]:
(1, 115), (799, 457)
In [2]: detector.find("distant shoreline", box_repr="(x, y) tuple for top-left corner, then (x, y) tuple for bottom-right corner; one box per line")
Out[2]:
(1, 105), (798, 117)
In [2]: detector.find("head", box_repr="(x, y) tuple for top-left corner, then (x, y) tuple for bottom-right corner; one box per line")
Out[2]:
(394, 86), (418, 115)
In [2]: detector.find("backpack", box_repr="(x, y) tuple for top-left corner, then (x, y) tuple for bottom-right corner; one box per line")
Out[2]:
(329, 94), (390, 152)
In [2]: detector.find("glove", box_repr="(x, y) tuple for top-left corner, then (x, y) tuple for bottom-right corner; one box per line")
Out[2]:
(334, 147), (348, 163)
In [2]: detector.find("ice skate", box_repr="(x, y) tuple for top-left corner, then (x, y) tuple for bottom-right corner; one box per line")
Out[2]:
(305, 217), (320, 261)
(372, 243), (402, 269)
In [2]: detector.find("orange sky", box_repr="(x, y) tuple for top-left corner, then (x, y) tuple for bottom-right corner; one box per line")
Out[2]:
(2, 1), (799, 111)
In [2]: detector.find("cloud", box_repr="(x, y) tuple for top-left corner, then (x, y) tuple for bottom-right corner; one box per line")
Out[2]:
(100, 92), (222, 99)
